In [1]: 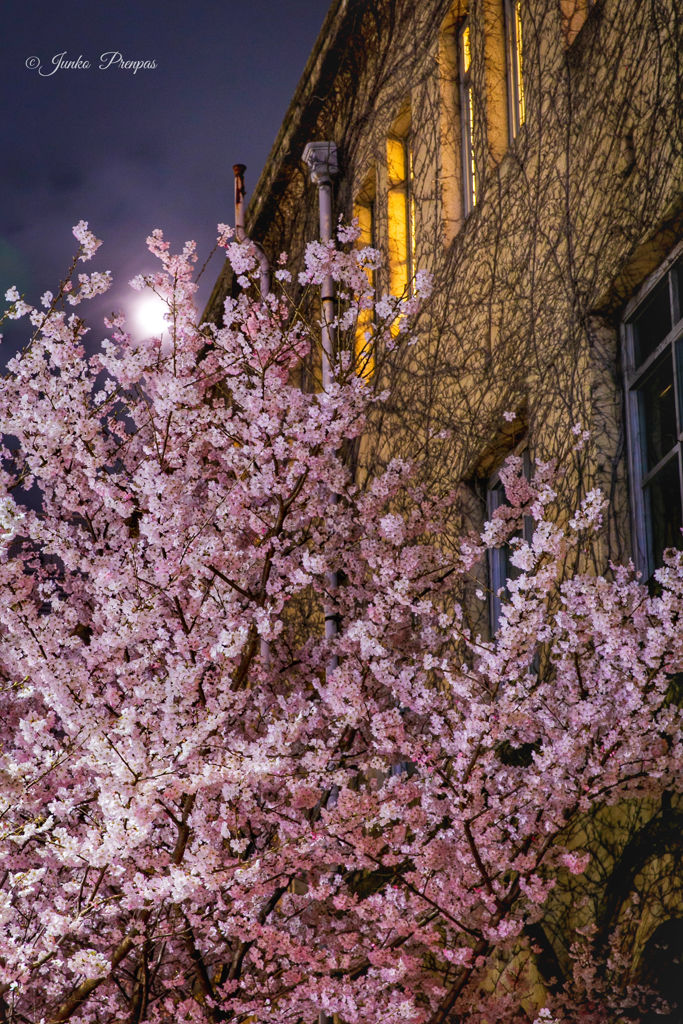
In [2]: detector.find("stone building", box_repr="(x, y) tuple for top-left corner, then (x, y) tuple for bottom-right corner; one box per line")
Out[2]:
(205, 0), (683, 1010)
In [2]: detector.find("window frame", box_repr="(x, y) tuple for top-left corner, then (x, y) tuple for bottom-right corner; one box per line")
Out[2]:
(504, 0), (525, 144)
(623, 239), (683, 579)
(405, 137), (416, 289)
(458, 17), (477, 216)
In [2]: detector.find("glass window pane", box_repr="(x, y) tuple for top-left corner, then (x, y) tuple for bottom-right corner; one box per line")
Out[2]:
(460, 19), (477, 214)
(676, 339), (683, 435)
(514, 1), (525, 127)
(632, 276), (672, 367)
(638, 353), (677, 471)
(646, 453), (683, 571)
(353, 199), (376, 381)
(488, 485), (522, 587)
(386, 138), (409, 298)
(462, 23), (472, 73)
(467, 85), (477, 207)
(672, 258), (682, 325)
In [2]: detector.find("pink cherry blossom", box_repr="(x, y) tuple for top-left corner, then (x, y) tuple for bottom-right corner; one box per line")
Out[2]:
(0, 224), (677, 1024)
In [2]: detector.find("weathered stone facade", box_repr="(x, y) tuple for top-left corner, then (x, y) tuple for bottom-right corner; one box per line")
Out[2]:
(205, 0), (683, 1006)
(207, 0), (683, 566)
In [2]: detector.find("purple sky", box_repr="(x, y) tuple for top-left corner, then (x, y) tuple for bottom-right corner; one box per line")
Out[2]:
(1, 0), (331, 360)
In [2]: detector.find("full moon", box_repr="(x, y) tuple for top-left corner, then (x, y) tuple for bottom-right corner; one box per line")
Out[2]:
(132, 294), (169, 339)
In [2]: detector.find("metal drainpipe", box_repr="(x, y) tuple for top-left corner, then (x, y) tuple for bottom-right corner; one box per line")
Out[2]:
(303, 145), (340, 1024)
(233, 164), (271, 669)
(302, 141), (340, 682)
(302, 143), (338, 389)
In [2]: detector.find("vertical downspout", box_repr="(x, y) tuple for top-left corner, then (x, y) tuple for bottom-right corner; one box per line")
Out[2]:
(303, 142), (340, 682)
(302, 142), (339, 390)
(303, 144), (340, 1024)
(233, 164), (271, 669)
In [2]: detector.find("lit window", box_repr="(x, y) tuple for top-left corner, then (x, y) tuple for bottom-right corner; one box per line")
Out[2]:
(504, 0), (525, 141)
(459, 19), (477, 214)
(386, 134), (415, 299)
(624, 251), (683, 578)
(353, 190), (376, 380)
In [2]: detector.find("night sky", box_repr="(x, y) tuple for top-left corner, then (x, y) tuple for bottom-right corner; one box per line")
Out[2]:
(0, 0), (331, 361)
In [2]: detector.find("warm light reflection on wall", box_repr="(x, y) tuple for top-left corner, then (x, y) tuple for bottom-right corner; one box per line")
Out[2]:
(353, 198), (375, 380)
(559, 0), (591, 46)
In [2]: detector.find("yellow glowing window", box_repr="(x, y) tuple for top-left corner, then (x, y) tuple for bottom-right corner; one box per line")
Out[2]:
(353, 197), (375, 380)
(385, 133), (416, 346)
(459, 18), (477, 214)
(462, 23), (472, 73)
(386, 135), (415, 300)
(506, 0), (525, 139)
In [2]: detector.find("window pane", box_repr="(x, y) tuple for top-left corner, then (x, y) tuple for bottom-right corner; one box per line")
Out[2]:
(488, 485), (522, 588)
(672, 258), (682, 325)
(386, 138), (409, 298)
(462, 23), (472, 73)
(638, 353), (677, 471)
(467, 85), (477, 207)
(632, 276), (672, 367)
(460, 19), (477, 214)
(353, 199), (375, 381)
(503, 542), (522, 584)
(514, 1), (525, 127)
(646, 453), (683, 571)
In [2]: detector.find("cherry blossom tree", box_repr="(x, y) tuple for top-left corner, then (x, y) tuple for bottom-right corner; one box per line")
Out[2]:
(0, 222), (680, 1024)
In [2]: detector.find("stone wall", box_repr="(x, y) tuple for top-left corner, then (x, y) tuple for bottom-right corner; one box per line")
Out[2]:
(203, 0), (683, 1001)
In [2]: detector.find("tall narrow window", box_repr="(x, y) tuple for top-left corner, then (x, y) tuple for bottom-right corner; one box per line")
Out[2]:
(353, 183), (376, 380)
(624, 251), (683, 578)
(505, 0), (525, 141)
(487, 451), (532, 633)
(386, 134), (415, 298)
(459, 18), (477, 215)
